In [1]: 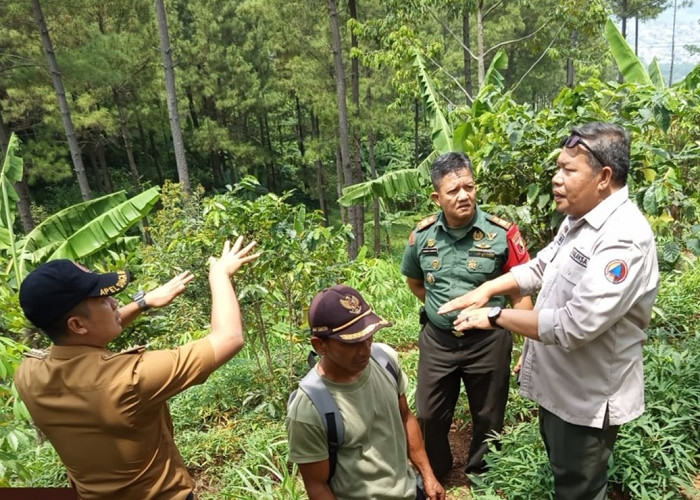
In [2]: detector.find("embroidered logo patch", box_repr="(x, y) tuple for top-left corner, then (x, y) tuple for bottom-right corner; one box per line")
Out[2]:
(604, 260), (628, 284)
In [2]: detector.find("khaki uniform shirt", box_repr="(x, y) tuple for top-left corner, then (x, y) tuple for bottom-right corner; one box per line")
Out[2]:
(15, 338), (216, 500)
(511, 187), (660, 428)
(401, 208), (530, 330)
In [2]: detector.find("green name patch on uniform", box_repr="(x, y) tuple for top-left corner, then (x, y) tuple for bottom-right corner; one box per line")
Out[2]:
(468, 249), (496, 259)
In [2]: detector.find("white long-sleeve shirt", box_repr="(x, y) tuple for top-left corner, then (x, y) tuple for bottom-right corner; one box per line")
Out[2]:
(511, 186), (659, 428)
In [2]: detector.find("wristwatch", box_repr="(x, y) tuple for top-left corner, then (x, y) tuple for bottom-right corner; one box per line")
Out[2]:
(487, 306), (502, 327)
(132, 290), (150, 311)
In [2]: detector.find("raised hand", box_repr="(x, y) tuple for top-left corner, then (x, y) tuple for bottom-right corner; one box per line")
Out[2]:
(208, 236), (260, 278)
(144, 271), (195, 309)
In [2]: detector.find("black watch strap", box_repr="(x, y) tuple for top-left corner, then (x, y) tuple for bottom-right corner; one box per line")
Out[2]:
(488, 306), (502, 328)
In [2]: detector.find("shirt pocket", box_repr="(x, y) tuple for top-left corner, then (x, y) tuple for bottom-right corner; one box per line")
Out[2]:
(465, 251), (497, 277)
(561, 261), (586, 286)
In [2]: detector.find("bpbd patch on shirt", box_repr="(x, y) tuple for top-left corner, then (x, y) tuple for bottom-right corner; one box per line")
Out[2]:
(605, 259), (628, 284)
(570, 247), (589, 267)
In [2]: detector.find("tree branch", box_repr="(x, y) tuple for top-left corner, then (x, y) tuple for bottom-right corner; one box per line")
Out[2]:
(425, 5), (477, 60)
(484, 18), (553, 57)
(512, 23), (566, 93)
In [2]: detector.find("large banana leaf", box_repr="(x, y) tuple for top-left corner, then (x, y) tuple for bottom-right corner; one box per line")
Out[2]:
(338, 154), (435, 207)
(18, 186), (160, 278)
(0, 133), (22, 230)
(604, 18), (653, 86)
(414, 50), (454, 154)
(483, 49), (508, 91)
(647, 58), (666, 89)
(19, 192), (131, 263)
(1, 133), (23, 281)
(339, 53), (455, 207)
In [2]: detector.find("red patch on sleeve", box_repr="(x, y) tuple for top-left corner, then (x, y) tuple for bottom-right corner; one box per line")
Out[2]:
(408, 231), (416, 246)
(503, 224), (530, 272)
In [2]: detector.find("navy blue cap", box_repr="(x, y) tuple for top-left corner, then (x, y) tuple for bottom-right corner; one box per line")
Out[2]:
(19, 259), (131, 330)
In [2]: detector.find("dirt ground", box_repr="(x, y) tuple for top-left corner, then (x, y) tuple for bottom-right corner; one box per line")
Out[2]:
(442, 420), (475, 500)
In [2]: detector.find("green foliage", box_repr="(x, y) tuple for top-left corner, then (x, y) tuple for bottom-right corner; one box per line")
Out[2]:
(12, 440), (69, 487)
(0, 338), (32, 486)
(470, 418), (553, 499)
(215, 435), (305, 500)
(651, 258), (700, 336)
(132, 178), (353, 407)
(604, 19), (653, 86)
(611, 331), (700, 498)
(344, 254), (422, 347)
(0, 270), (33, 486)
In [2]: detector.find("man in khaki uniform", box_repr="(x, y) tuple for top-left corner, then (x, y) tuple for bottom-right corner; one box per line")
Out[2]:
(15, 238), (259, 500)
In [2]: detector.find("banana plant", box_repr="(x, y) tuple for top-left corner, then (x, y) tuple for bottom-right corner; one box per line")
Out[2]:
(604, 18), (661, 88)
(340, 49), (513, 207)
(16, 187), (160, 279)
(339, 51), (452, 207)
(0, 133), (161, 286)
(0, 133), (24, 282)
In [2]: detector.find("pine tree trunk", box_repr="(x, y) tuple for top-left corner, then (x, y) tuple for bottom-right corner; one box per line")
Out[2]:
(348, 0), (365, 251)
(328, 0), (360, 258)
(154, 0), (191, 194)
(566, 31), (577, 88)
(311, 112), (328, 226)
(365, 86), (380, 256)
(148, 130), (165, 184)
(31, 0), (92, 200)
(476, 0), (485, 88)
(113, 88), (143, 191)
(96, 141), (114, 192)
(462, 6), (473, 99)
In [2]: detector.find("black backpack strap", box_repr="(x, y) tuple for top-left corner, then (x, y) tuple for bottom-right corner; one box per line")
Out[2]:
(297, 368), (344, 482)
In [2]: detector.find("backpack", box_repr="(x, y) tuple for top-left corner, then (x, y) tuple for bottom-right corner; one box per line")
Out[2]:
(289, 343), (400, 481)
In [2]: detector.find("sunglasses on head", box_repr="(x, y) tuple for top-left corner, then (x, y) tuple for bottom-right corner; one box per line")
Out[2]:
(559, 134), (606, 167)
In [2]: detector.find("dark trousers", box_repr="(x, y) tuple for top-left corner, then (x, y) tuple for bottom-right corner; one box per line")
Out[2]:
(416, 321), (512, 478)
(539, 406), (620, 500)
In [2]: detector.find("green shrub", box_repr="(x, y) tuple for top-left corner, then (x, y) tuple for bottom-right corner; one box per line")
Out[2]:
(610, 331), (700, 498)
(650, 257), (700, 337)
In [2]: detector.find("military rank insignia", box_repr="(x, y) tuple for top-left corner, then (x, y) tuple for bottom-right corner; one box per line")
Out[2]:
(426, 272), (435, 285)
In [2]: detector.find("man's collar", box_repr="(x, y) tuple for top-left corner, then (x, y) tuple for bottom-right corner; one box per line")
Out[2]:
(580, 186), (629, 230)
(437, 206), (485, 231)
(50, 344), (109, 360)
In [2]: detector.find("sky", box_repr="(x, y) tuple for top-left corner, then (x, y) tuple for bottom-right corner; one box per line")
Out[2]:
(632, 2), (700, 68)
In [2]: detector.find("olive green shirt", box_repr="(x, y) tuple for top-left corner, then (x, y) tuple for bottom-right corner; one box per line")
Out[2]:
(401, 208), (521, 330)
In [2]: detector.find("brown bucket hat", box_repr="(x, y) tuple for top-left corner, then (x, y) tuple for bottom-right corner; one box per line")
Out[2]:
(308, 285), (392, 343)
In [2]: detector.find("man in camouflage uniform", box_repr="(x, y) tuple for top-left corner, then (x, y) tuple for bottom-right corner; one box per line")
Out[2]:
(401, 152), (532, 478)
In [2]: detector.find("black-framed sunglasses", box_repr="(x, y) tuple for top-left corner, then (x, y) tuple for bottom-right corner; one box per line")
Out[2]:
(559, 134), (606, 167)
